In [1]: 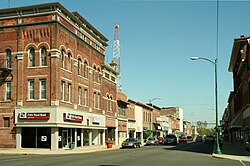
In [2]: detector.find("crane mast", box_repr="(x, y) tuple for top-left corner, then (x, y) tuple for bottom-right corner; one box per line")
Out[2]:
(113, 23), (122, 92)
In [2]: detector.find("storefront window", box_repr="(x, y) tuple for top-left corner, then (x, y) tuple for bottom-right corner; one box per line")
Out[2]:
(83, 129), (89, 146)
(21, 127), (51, 148)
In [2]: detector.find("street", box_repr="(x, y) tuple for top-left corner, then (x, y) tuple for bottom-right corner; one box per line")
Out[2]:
(0, 142), (249, 166)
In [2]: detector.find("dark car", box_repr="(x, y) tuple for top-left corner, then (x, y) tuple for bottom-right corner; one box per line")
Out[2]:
(195, 135), (203, 142)
(205, 135), (215, 144)
(179, 136), (188, 143)
(121, 138), (141, 148)
(187, 136), (193, 142)
(164, 134), (177, 145)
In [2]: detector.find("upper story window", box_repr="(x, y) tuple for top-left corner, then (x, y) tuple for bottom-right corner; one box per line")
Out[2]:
(94, 92), (97, 108)
(68, 83), (71, 102)
(28, 48), (35, 67)
(97, 68), (101, 83)
(98, 93), (101, 109)
(78, 87), (81, 105)
(84, 61), (88, 78)
(3, 117), (10, 128)
(28, 80), (34, 100)
(61, 81), (65, 101)
(109, 96), (113, 112)
(68, 53), (72, 71)
(106, 96), (109, 111)
(6, 49), (11, 68)
(40, 47), (47, 66)
(5, 82), (11, 100)
(78, 59), (82, 75)
(84, 89), (88, 106)
(40, 80), (46, 99)
(61, 50), (65, 68)
(93, 66), (97, 82)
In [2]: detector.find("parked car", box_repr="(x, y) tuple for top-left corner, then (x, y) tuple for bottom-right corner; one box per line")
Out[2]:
(157, 137), (165, 145)
(146, 137), (159, 146)
(179, 136), (188, 143)
(195, 135), (203, 143)
(187, 136), (193, 142)
(205, 135), (215, 144)
(164, 134), (177, 145)
(121, 138), (141, 148)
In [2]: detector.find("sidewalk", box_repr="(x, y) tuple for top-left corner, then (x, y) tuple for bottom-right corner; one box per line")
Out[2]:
(0, 145), (121, 155)
(212, 141), (250, 162)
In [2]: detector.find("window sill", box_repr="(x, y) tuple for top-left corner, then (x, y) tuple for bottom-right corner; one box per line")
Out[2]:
(0, 127), (10, 130)
(61, 68), (72, 74)
(27, 66), (48, 69)
(0, 100), (12, 103)
(26, 99), (47, 102)
(61, 100), (72, 104)
(78, 75), (88, 80)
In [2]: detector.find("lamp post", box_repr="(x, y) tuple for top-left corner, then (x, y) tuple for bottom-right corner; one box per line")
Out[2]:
(148, 97), (161, 105)
(191, 56), (222, 154)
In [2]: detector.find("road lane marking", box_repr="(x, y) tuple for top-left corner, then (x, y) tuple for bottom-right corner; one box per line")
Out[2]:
(239, 160), (246, 166)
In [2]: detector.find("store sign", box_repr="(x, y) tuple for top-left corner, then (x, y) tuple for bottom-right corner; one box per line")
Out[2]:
(63, 113), (83, 123)
(19, 112), (50, 120)
(92, 118), (100, 125)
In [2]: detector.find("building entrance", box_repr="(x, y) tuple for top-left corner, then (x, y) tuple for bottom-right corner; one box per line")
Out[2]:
(62, 128), (75, 149)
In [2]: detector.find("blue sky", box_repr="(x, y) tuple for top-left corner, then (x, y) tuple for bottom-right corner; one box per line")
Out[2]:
(1, 0), (249, 125)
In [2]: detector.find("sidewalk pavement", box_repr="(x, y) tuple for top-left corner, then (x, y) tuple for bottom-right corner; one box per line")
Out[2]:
(212, 141), (250, 162)
(0, 145), (121, 155)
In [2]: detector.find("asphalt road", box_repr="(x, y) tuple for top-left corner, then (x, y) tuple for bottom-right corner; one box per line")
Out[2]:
(0, 142), (250, 166)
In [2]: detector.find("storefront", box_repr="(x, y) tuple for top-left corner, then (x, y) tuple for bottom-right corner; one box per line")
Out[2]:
(106, 117), (117, 143)
(153, 123), (162, 137)
(15, 107), (106, 150)
(128, 119), (136, 138)
(118, 118), (127, 144)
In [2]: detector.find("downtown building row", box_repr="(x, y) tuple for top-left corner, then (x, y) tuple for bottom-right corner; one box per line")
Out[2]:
(0, 2), (184, 150)
(221, 35), (250, 150)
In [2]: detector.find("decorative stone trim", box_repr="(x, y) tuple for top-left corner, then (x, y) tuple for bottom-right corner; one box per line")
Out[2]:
(49, 49), (60, 58)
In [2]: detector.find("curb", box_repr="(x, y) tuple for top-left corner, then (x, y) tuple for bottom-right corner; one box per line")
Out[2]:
(0, 147), (121, 155)
(212, 153), (250, 162)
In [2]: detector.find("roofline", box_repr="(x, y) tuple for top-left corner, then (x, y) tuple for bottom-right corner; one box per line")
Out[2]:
(228, 36), (250, 72)
(0, 2), (108, 46)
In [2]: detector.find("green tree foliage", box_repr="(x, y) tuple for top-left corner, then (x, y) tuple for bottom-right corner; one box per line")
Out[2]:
(197, 121), (215, 136)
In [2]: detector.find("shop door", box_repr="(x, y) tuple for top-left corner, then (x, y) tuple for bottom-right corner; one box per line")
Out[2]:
(62, 129), (68, 148)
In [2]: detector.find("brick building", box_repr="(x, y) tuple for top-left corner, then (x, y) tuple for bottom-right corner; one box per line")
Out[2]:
(0, 3), (117, 150)
(224, 35), (250, 147)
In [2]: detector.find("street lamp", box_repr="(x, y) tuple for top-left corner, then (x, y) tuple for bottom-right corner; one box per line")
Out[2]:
(148, 97), (161, 105)
(191, 56), (222, 154)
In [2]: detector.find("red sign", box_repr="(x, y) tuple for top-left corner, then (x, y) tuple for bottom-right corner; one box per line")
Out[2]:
(63, 113), (83, 123)
(19, 112), (50, 120)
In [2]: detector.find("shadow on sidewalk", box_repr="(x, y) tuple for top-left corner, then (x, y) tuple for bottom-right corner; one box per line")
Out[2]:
(219, 141), (250, 156)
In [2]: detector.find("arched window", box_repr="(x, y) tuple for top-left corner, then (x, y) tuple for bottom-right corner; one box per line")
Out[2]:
(93, 66), (96, 82)
(78, 59), (82, 75)
(106, 95), (109, 111)
(6, 49), (11, 68)
(97, 68), (101, 83)
(68, 53), (72, 71)
(29, 48), (35, 67)
(109, 96), (112, 112)
(40, 47), (46, 66)
(61, 50), (65, 68)
(84, 61), (88, 78)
